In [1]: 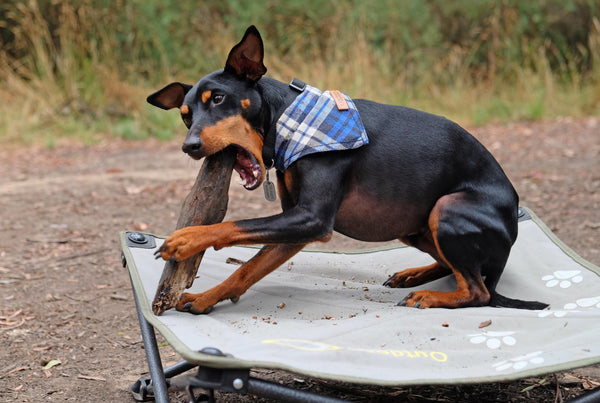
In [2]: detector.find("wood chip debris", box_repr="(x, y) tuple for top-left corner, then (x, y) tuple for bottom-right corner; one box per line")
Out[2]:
(0, 309), (33, 330)
(225, 257), (246, 265)
(77, 374), (107, 381)
(479, 319), (492, 329)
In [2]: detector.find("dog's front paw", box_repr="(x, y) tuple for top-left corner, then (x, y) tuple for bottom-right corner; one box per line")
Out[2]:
(175, 290), (241, 315)
(176, 292), (216, 315)
(154, 227), (204, 261)
(154, 240), (176, 261)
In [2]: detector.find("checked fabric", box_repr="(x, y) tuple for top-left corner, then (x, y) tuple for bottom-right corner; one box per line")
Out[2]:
(274, 85), (369, 170)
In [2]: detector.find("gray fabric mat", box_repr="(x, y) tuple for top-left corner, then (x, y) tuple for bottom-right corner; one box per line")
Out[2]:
(122, 208), (600, 385)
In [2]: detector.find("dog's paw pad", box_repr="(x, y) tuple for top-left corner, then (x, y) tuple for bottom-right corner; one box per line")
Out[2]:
(182, 302), (214, 315)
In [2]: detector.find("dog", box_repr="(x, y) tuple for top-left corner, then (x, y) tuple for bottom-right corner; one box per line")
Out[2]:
(148, 26), (547, 314)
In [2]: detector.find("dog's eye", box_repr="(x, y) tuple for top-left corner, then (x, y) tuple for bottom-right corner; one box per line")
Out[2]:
(183, 117), (192, 128)
(212, 94), (225, 105)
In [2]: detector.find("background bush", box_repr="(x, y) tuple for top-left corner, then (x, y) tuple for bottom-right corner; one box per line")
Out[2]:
(1, 0), (599, 144)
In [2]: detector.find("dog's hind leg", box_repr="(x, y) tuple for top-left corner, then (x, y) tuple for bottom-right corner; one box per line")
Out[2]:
(399, 193), (513, 308)
(384, 231), (452, 288)
(176, 243), (305, 314)
(384, 262), (451, 288)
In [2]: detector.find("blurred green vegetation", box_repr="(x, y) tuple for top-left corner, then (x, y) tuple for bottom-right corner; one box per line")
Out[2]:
(1, 0), (599, 145)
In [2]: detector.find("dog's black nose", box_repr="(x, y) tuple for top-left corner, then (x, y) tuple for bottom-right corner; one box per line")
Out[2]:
(182, 138), (203, 158)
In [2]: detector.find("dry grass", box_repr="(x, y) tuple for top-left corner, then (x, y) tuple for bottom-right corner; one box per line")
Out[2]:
(0, 1), (599, 147)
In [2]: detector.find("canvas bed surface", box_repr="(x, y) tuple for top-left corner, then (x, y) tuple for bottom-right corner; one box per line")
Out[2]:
(122, 208), (600, 386)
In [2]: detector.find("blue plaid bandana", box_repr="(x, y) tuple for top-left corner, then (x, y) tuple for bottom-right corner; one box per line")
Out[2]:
(274, 85), (368, 170)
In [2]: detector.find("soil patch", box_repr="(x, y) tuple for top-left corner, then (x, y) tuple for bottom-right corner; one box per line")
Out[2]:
(1, 117), (599, 401)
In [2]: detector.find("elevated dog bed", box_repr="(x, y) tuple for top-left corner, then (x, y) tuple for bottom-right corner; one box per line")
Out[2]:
(121, 208), (600, 402)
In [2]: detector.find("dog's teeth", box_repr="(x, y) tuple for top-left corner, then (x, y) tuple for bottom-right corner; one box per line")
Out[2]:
(238, 179), (247, 186)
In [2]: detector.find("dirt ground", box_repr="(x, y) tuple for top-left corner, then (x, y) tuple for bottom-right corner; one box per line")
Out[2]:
(1, 117), (599, 402)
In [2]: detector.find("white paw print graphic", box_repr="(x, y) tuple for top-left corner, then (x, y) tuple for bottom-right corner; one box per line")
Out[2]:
(538, 296), (600, 318)
(493, 351), (545, 372)
(469, 331), (517, 349)
(538, 309), (569, 318)
(542, 270), (583, 288)
(563, 296), (600, 310)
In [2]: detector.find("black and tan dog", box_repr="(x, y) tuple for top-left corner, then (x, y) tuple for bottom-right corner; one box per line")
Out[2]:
(148, 26), (547, 314)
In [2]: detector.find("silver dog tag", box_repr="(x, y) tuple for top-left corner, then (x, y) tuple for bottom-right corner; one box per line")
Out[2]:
(263, 169), (277, 202)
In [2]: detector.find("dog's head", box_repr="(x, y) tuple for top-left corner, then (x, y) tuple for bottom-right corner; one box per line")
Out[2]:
(147, 26), (268, 190)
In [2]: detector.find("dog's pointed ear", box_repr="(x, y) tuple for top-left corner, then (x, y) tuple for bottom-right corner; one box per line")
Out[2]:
(147, 82), (193, 110)
(225, 25), (267, 82)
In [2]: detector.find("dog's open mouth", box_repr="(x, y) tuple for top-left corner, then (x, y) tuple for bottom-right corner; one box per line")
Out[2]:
(233, 146), (263, 190)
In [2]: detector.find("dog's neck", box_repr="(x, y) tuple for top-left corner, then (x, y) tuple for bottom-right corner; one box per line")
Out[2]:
(256, 77), (299, 166)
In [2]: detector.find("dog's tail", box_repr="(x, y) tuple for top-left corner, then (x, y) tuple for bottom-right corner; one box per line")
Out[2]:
(489, 292), (549, 310)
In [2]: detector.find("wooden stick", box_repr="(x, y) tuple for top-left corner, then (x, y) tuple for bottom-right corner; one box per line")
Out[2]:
(152, 149), (236, 315)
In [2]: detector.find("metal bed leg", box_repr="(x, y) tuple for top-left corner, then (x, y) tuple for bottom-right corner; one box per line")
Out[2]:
(129, 279), (197, 401)
(163, 360), (197, 379)
(130, 359), (197, 402)
(567, 386), (600, 403)
(186, 349), (346, 403)
(247, 378), (347, 403)
(131, 281), (170, 402)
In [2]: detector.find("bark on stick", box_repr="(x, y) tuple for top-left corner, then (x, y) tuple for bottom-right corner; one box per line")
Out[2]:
(152, 149), (236, 315)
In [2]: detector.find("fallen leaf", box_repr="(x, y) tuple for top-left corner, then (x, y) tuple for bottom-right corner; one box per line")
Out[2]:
(43, 359), (61, 370)
(583, 378), (600, 390)
(520, 378), (546, 392)
(560, 373), (583, 385)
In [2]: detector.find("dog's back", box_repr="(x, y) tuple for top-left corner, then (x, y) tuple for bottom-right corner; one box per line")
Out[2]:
(334, 99), (518, 244)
